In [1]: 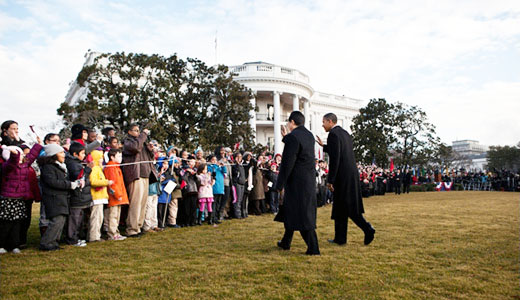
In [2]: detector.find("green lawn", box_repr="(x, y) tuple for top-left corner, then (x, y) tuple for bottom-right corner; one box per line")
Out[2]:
(1, 191), (519, 299)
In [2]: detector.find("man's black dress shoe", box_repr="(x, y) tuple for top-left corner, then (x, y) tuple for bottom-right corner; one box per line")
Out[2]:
(277, 241), (290, 250)
(364, 228), (375, 245)
(327, 239), (346, 245)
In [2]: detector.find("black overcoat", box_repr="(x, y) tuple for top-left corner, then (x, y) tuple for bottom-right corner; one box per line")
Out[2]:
(40, 163), (72, 219)
(275, 126), (317, 231)
(323, 126), (365, 219)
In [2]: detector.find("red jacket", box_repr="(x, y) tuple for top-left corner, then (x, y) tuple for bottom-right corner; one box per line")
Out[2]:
(103, 161), (129, 207)
(0, 144), (42, 199)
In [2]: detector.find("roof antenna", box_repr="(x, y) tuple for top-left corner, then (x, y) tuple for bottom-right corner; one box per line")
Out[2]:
(214, 29), (218, 66)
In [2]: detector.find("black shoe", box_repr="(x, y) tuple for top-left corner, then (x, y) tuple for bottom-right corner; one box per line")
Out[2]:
(364, 227), (376, 245)
(126, 234), (140, 238)
(305, 251), (321, 256)
(277, 241), (290, 250)
(328, 239), (346, 245)
(364, 223), (376, 245)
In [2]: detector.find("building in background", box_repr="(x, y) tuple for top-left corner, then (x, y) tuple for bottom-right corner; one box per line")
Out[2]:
(65, 52), (363, 155)
(452, 140), (489, 171)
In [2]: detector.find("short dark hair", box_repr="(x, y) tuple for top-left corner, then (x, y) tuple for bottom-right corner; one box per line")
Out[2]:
(102, 127), (115, 136)
(108, 148), (122, 160)
(69, 142), (86, 156)
(44, 133), (59, 144)
(323, 113), (337, 124)
(127, 124), (139, 132)
(288, 111), (305, 126)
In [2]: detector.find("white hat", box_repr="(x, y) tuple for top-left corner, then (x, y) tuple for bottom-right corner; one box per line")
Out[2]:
(1, 145), (23, 161)
(44, 144), (65, 157)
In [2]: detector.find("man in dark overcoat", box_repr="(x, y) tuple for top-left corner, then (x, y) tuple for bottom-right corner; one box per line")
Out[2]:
(275, 111), (320, 255)
(317, 113), (375, 246)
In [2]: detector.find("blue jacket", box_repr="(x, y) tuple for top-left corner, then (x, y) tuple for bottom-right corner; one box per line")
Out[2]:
(158, 179), (174, 203)
(208, 164), (226, 195)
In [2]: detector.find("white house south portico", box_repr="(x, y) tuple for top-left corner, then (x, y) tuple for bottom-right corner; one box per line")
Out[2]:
(230, 62), (363, 155)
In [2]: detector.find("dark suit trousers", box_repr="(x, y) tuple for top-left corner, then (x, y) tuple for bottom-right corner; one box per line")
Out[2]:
(334, 214), (370, 244)
(280, 228), (320, 254)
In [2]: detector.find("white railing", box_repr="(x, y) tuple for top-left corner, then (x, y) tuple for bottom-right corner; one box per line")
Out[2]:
(230, 62), (311, 85)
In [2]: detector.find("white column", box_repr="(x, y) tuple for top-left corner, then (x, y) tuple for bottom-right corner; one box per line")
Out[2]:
(273, 91), (282, 155)
(292, 94), (299, 112)
(303, 99), (310, 129)
(249, 91), (257, 144)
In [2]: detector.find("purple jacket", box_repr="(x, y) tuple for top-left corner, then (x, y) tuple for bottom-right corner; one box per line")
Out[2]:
(0, 144), (42, 199)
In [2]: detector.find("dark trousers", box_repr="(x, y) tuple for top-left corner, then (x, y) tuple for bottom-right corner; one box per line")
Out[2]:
(241, 190), (248, 218)
(67, 207), (86, 244)
(252, 199), (263, 215)
(280, 228), (320, 255)
(40, 214), (66, 250)
(269, 191), (279, 213)
(157, 203), (167, 228)
(0, 219), (22, 250)
(333, 214), (372, 244)
(186, 194), (198, 226)
(232, 184), (244, 218)
(220, 186), (231, 219)
(403, 184), (410, 194)
(394, 182), (401, 194)
(19, 200), (33, 245)
(213, 194), (223, 222)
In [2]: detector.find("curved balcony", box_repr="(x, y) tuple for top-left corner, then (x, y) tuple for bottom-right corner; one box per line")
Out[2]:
(230, 62), (311, 86)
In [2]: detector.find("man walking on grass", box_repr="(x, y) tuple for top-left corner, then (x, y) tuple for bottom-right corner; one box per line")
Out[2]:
(316, 113), (376, 246)
(275, 111), (320, 255)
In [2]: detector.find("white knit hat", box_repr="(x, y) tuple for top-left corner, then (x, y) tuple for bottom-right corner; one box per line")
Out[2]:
(1, 145), (23, 161)
(44, 144), (65, 157)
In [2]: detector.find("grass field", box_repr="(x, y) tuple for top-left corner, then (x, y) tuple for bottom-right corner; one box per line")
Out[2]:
(1, 191), (518, 299)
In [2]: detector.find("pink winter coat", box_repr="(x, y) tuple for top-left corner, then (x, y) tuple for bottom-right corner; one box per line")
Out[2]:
(196, 173), (214, 199)
(0, 144), (42, 199)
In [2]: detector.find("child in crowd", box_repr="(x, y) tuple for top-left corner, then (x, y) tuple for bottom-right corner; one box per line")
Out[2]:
(143, 143), (162, 233)
(39, 144), (82, 251)
(0, 142), (42, 254)
(207, 155), (226, 224)
(196, 163), (215, 225)
(267, 162), (279, 213)
(180, 158), (198, 226)
(103, 148), (128, 241)
(89, 150), (112, 242)
(166, 158), (182, 228)
(157, 158), (174, 229)
(65, 142), (92, 247)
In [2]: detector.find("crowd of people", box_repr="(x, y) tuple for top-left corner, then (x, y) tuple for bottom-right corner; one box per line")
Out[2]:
(356, 164), (520, 197)
(0, 120), (333, 254)
(1, 118), (517, 254)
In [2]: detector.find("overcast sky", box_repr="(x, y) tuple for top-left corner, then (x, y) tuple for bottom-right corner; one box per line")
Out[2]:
(1, 0), (519, 146)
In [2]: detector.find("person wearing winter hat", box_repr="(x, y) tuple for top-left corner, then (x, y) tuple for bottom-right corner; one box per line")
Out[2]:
(38, 144), (83, 251)
(0, 142), (42, 254)
(88, 150), (112, 242)
(70, 124), (102, 154)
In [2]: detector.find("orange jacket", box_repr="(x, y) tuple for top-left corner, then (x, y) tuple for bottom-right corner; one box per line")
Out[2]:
(103, 161), (129, 207)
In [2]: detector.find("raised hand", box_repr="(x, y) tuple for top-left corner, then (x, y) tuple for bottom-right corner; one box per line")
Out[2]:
(316, 135), (324, 147)
(281, 125), (287, 137)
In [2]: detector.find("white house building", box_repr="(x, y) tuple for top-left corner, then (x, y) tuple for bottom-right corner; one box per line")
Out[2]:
(229, 62), (363, 155)
(65, 52), (364, 155)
